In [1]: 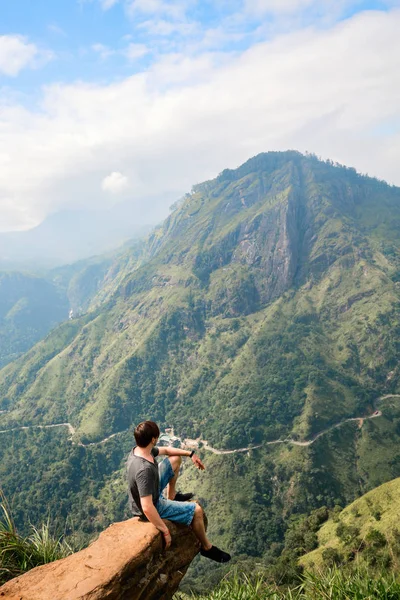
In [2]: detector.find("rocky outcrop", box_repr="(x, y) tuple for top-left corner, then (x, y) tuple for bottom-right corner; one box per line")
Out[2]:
(0, 518), (200, 600)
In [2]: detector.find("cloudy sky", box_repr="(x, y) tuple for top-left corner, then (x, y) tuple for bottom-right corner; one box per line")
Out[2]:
(0, 0), (399, 231)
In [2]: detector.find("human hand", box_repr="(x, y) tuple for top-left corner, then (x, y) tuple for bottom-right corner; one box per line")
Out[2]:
(191, 454), (205, 470)
(162, 528), (172, 549)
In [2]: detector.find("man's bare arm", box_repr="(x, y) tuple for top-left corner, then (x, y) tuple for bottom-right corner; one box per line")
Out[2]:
(141, 495), (171, 548)
(158, 446), (205, 470)
(158, 446), (192, 457)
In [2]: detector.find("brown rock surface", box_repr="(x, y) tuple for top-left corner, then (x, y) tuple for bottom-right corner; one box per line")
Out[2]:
(0, 518), (200, 600)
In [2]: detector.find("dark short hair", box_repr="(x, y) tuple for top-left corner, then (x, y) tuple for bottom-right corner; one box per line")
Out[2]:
(134, 421), (160, 447)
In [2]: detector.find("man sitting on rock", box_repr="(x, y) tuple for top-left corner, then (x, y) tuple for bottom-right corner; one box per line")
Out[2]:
(127, 420), (231, 563)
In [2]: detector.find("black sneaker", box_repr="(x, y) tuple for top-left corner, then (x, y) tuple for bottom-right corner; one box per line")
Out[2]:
(200, 545), (231, 563)
(174, 491), (194, 502)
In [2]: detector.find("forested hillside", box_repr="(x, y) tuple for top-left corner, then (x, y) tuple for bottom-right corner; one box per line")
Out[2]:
(301, 477), (400, 570)
(0, 240), (144, 368)
(0, 272), (68, 368)
(1, 151), (400, 587)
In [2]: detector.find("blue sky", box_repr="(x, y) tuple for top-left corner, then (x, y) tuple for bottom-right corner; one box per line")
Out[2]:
(0, 0), (399, 230)
(2, 0), (247, 90)
(0, 0), (395, 100)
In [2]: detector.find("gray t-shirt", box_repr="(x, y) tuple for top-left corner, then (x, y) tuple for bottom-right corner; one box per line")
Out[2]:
(127, 446), (160, 519)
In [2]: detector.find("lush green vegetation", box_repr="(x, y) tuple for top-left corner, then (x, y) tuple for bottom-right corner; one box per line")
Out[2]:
(3, 486), (400, 600)
(301, 477), (400, 571)
(0, 427), (131, 539)
(175, 569), (400, 600)
(0, 272), (68, 367)
(1, 151), (400, 589)
(0, 242), (143, 368)
(0, 490), (73, 584)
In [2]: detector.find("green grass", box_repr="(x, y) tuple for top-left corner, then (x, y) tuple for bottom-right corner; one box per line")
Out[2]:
(175, 569), (400, 599)
(301, 477), (400, 568)
(0, 490), (73, 584)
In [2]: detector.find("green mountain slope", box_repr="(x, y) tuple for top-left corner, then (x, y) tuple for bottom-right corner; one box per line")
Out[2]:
(301, 477), (400, 568)
(2, 151), (400, 570)
(0, 272), (69, 368)
(0, 241), (144, 369)
(1, 151), (400, 443)
(49, 237), (145, 315)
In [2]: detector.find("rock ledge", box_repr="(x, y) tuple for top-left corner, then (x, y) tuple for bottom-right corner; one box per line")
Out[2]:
(0, 518), (199, 600)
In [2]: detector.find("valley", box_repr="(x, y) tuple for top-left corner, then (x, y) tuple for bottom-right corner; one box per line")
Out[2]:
(1, 151), (400, 588)
(0, 394), (394, 451)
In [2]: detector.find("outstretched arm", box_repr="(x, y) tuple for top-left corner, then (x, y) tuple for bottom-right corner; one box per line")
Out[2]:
(158, 446), (205, 470)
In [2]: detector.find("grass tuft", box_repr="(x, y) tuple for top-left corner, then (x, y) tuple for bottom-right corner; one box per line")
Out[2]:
(0, 489), (73, 584)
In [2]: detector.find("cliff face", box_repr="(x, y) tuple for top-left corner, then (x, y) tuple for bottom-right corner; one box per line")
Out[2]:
(0, 519), (199, 600)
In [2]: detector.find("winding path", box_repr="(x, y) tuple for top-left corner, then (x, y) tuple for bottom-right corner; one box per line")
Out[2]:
(180, 413), (381, 454)
(0, 422), (76, 436)
(0, 395), (399, 452)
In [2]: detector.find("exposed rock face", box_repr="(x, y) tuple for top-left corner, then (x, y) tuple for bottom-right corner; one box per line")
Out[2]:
(0, 518), (199, 600)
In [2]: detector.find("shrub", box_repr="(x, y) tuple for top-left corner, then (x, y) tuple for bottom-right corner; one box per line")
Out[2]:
(322, 547), (343, 567)
(365, 529), (387, 549)
(336, 523), (360, 546)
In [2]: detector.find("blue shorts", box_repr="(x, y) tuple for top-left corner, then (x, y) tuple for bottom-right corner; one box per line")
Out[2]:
(156, 458), (196, 526)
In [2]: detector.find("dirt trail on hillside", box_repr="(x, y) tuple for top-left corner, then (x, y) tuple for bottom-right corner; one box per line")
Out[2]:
(0, 394), (399, 452)
(0, 422), (76, 436)
(0, 420), (125, 447)
(186, 412), (382, 454)
(179, 408), (386, 454)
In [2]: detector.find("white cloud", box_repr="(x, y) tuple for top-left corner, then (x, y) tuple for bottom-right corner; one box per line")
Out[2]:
(124, 0), (196, 52)
(124, 42), (149, 60)
(48, 24), (67, 37)
(92, 41), (148, 61)
(138, 18), (197, 37)
(126, 0), (188, 20)
(92, 43), (116, 59)
(245, 0), (315, 14)
(102, 172), (129, 194)
(0, 35), (40, 77)
(101, 0), (119, 8)
(0, 9), (400, 231)
(245, 0), (400, 19)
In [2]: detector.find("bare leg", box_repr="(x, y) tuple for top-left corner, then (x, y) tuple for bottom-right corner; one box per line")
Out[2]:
(191, 503), (212, 550)
(167, 456), (181, 500)
(165, 458), (213, 551)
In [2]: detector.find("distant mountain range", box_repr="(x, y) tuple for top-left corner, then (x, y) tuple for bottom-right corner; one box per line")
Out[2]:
(0, 198), (155, 364)
(0, 237), (146, 367)
(0, 201), (157, 270)
(0, 272), (68, 368)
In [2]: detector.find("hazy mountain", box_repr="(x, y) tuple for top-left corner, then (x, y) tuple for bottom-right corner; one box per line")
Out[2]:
(0, 203), (154, 270)
(0, 272), (69, 368)
(0, 239), (145, 367)
(1, 151), (400, 581)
